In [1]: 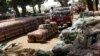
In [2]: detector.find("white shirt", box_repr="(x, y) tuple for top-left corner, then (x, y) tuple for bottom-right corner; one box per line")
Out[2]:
(50, 9), (54, 19)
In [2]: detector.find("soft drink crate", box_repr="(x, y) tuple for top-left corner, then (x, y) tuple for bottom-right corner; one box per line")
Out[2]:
(14, 28), (24, 36)
(34, 18), (41, 26)
(18, 20), (33, 33)
(5, 32), (15, 39)
(36, 18), (45, 24)
(23, 26), (33, 33)
(5, 29), (20, 39)
(27, 23), (59, 42)
(35, 16), (47, 24)
(2, 21), (23, 39)
(31, 21), (38, 30)
(28, 29), (49, 42)
(0, 37), (5, 42)
(5, 29), (23, 39)
(23, 22), (33, 31)
(0, 16), (49, 41)
(50, 22), (58, 32)
(4, 27), (23, 38)
(0, 22), (12, 39)
(40, 17), (45, 23)
(0, 31), (5, 42)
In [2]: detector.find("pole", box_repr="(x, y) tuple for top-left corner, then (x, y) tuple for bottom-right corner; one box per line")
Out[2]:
(93, 0), (96, 17)
(93, 0), (96, 11)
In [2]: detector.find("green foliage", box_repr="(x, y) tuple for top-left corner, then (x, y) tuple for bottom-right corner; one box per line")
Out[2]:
(36, 0), (45, 4)
(0, 0), (47, 17)
(0, 0), (9, 14)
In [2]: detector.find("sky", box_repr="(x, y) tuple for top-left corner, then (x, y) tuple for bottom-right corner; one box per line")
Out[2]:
(43, 0), (78, 8)
(69, 0), (78, 3)
(42, 0), (60, 8)
(19, 0), (79, 13)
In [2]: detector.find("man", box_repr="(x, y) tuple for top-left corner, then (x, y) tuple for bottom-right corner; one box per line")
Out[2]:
(50, 7), (54, 20)
(87, 0), (99, 11)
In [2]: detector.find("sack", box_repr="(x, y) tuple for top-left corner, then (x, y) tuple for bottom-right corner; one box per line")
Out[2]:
(52, 44), (72, 56)
(90, 41), (100, 50)
(35, 50), (49, 56)
(86, 20), (100, 26)
(16, 48), (35, 56)
(28, 29), (48, 42)
(68, 49), (95, 56)
(52, 45), (63, 56)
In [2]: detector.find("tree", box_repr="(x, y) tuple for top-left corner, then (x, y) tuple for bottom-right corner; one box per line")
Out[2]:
(7, 0), (28, 17)
(55, 0), (69, 7)
(0, 0), (9, 14)
(30, 0), (37, 14)
(5, 0), (47, 17)
(17, 0), (27, 17)
(7, 0), (21, 17)
(35, 0), (46, 13)
(78, 0), (87, 7)
(0, 0), (11, 19)
(79, 0), (99, 11)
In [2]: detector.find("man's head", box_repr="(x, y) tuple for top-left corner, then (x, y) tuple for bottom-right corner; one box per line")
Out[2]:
(51, 7), (54, 10)
(69, 4), (71, 6)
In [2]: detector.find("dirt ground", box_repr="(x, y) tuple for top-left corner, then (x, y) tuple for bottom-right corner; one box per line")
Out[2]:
(2, 33), (60, 56)
(1, 34), (60, 56)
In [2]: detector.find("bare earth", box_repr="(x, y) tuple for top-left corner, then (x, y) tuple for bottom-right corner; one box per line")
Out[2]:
(4, 34), (60, 51)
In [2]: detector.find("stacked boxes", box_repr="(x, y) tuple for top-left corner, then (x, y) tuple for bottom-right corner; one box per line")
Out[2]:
(0, 16), (48, 42)
(0, 24), (5, 42)
(18, 17), (34, 33)
(1, 21), (23, 39)
(1, 22), (15, 39)
(31, 19), (38, 30)
(43, 24), (54, 37)
(37, 16), (45, 24)
(27, 22), (58, 42)
(50, 22), (58, 34)
(28, 29), (48, 42)
(0, 30), (5, 42)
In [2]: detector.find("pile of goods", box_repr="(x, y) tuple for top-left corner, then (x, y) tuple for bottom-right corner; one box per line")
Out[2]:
(52, 16), (100, 56)
(59, 28), (81, 44)
(0, 16), (48, 42)
(27, 20), (58, 42)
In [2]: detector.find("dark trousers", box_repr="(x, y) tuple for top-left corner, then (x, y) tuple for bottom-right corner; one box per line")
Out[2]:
(87, 0), (98, 11)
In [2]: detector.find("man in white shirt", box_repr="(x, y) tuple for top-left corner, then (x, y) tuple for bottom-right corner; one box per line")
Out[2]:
(50, 7), (54, 20)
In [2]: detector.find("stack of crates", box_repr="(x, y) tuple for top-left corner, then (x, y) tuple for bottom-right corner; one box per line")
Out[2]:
(27, 22), (58, 42)
(33, 18), (39, 29)
(3, 21), (23, 39)
(0, 23), (5, 42)
(18, 17), (33, 33)
(0, 16), (49, 42)
(2, 22), (16, 39)
(34, 16), (42, 27)
(50, 22), (58, 34)
(11, 21), (24, 36)
(36, 16), (45, 25)
(30, 18), (38, 30)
